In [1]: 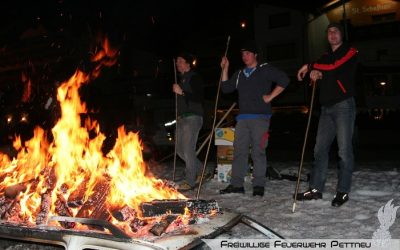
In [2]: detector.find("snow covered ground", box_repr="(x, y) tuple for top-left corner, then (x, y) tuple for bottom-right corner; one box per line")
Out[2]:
(150, 160), (400, 240)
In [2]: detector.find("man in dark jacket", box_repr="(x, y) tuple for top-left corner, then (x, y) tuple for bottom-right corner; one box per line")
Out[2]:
(219, 40), (290, 197)
(173, 52), (204, 191)
(295, 23), (358, 207)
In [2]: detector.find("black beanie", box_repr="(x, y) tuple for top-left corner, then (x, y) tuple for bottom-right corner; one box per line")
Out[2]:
(327, 22), (344, 36)
(176, 52), (194, 65)
(240, 40), (258, 54)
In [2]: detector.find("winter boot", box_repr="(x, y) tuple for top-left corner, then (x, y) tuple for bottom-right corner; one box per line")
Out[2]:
(331, 192), (349, 207)
(220, 185), (245, 194)
(253, 186), (264, 197)
(294, 188), (322, 201)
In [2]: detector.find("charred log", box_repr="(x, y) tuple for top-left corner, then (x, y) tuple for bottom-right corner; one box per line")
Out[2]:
(110, 205), (136, 222)
(186, 199), (220, 215)
(91, 204), (111, 221)
(45, 166), (57, 191)
(60, 183), (69, 194)
(149, 215), (177, 236)
(129, 217), (148, 233)
(4, 183), (27, 199)
(0, 196), (14, 218)
(0, 195), (6, 206)
(67, 179), (88, 208)
(55, 194), (75, 229)
(76, 178), (109, 218)
(27, 178), (40, 194)
(140, 199), (220, 217)
(36, 191), (52, 225)
(88, 203), (111, 231)
(4, 178), (41, 199)
(140, 199), (187, 217)
(3, 199), (22, 222)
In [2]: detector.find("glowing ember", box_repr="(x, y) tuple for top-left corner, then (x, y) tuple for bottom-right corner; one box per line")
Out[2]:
(0, 36), (188, 236)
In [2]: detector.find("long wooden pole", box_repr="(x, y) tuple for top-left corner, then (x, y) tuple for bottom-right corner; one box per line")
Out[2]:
(172, 59), (178, 181)
(292, 80), (316, 213)
(196, 36), (231, 199)
(195, 102), (236, 155)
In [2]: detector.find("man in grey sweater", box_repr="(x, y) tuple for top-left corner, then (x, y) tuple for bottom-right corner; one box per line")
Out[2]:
(219, 40), (289, 196)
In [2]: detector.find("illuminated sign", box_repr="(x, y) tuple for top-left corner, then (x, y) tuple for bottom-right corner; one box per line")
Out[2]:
(326, 0), (400, 26)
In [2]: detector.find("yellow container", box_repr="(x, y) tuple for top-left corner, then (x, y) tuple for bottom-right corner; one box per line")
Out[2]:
(215, 127), (235, 146)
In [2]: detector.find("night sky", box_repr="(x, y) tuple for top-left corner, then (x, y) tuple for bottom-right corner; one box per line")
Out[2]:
(0, 1), (265, 93)
(0, 0), (259, 141)
(0, 0), (333, 83)
(0, 0), (254, 56)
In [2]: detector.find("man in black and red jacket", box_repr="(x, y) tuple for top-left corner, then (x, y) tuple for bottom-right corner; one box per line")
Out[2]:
(295, 23), (358, 207)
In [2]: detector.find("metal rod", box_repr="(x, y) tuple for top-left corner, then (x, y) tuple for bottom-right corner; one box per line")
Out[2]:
(241, 215), (284, 239)
(292, 80), (316, 213)
(196, 35), (231, 199)
(48, 216), (131, 239)
(172, 58), (178, 181)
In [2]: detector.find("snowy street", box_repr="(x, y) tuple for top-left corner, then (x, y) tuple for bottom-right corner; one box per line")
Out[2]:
(151, 159), (400, 240)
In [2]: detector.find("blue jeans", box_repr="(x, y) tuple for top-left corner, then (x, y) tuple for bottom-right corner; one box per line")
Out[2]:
(231, 119), (270, 187)
(310, 97), (356, 193)
(176, 115), (203, 187)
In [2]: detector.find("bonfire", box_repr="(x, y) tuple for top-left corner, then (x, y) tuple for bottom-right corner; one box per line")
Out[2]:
(0, 37), (218, 238)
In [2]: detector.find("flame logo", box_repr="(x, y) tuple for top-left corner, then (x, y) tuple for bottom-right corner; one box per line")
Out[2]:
(372, 199), (399, 247)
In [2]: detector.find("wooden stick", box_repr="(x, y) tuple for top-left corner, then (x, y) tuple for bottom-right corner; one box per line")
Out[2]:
(172, 58), (178, 181)
(196, 35), (231, 199)
(292, 80), (317, 213)
(196, 102), (236, 155)
(157, 105), (235, 163)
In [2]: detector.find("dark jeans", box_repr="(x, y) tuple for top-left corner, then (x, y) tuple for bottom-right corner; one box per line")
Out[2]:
(231, 118), (270, 187)
(310, 97), (356, 193)
(176, 115), (203, 187)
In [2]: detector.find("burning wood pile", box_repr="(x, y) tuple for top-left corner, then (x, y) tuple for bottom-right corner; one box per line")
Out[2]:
(0, 37), (220, 239)
(0, 184), (219, 237)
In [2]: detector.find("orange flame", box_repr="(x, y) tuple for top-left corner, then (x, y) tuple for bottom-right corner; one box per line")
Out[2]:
(0, 36), (185, 233)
